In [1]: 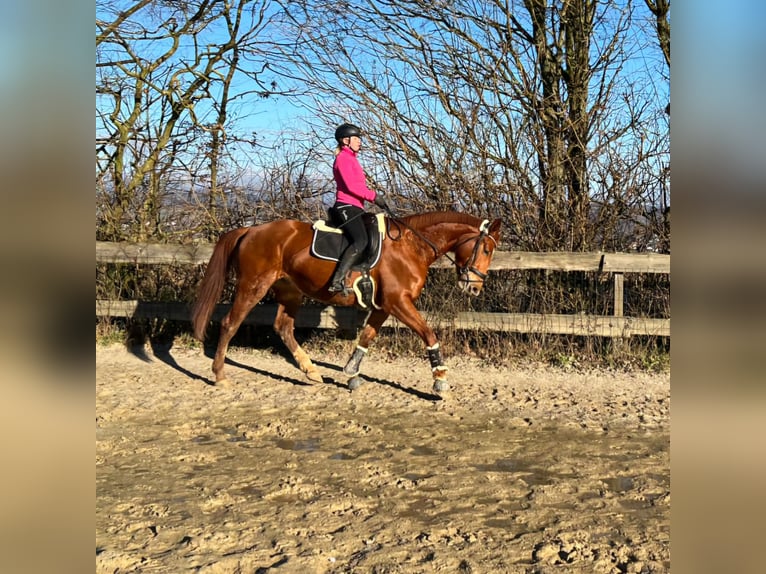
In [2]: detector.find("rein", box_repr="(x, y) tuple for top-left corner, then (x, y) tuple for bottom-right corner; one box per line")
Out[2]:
(387, 215), (495, 280)
(387, 217), (444, 260)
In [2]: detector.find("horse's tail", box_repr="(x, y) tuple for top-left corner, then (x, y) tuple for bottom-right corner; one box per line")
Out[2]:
(191, 228), (250, 341)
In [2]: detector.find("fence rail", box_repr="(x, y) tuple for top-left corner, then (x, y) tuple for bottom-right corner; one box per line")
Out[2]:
(96, 241), (670, 338)
(95, 241), (670, 273)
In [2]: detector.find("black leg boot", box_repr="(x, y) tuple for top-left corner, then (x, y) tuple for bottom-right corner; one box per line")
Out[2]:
(328, 246), (360, 293)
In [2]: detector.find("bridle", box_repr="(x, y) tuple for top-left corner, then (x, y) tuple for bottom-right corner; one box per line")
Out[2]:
(454, 219), (497, 283)
(388, 217), (496, 283)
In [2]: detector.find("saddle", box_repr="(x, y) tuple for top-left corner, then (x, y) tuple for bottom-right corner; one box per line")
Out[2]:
(310, 213), (386, 310)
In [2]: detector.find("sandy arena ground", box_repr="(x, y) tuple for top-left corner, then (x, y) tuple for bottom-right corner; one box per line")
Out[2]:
(96, 342), (669, 573)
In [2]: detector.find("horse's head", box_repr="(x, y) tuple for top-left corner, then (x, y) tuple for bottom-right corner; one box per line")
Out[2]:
(454, 218), (502, 296)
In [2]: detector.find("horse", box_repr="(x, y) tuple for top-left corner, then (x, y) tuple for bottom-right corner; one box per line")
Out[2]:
(190, 210), (502, 393)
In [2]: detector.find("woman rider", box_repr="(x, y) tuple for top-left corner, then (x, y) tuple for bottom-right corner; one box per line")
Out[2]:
(327, 123), (389, 293)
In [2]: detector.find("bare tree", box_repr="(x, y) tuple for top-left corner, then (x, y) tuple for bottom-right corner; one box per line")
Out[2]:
(274, 0), (667, 251)
(96, 0), (293, 240)
(96, 0), (668, 252)
(644, 0), (670, 68)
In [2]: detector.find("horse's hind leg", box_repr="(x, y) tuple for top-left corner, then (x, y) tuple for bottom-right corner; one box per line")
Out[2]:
(212, 280), (272, 385)
(271, 279), (322, 383)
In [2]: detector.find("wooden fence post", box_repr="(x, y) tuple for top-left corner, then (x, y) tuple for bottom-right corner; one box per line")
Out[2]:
(613, 272), (627, 346)
(614, 273), (624, 318)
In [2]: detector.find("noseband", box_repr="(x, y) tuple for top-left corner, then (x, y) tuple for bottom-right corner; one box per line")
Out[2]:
(456, 219), (497, 283)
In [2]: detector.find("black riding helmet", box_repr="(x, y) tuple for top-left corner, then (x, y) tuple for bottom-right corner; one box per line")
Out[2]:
(334, 123), (362, 142)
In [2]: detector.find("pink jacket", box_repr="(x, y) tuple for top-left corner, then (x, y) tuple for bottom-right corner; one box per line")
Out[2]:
(333, 146), (377, 208)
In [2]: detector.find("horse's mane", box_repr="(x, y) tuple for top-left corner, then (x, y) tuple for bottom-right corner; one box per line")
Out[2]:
(398, 211), (481, 230)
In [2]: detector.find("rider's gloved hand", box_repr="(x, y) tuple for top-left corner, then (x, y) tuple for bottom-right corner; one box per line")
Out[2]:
(373, 191), (390, 211)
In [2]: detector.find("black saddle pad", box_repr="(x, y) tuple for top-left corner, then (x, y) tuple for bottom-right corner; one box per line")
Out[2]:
(310, 213), (385, 270)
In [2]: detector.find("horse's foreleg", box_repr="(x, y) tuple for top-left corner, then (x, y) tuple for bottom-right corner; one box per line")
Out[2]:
(272, 280), (322, 383)
(426, 343), (449, 391)
(212, 282), (270, 385)
(389, 300), (449, 393)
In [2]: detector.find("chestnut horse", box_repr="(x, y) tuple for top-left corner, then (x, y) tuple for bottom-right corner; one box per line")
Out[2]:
(191, 211), (502, 393)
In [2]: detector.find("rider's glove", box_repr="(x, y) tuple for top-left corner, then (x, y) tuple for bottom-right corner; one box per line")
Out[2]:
(373, 191), (390, 211)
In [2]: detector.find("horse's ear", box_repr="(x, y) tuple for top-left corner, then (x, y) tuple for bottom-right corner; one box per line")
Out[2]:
(490, 218), (502, 234)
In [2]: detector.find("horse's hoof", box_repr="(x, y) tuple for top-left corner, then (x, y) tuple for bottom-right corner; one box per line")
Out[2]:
(348, 376), (365, 391)
(306, 370), (323, 383)
(215, 378), (234, 388)
(433, 380), (450, 393)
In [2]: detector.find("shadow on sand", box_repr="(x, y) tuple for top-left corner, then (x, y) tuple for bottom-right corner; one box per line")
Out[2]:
(126, 339), (439, 400)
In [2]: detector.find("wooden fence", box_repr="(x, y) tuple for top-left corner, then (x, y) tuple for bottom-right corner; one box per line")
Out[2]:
(96, 242), (670, 338)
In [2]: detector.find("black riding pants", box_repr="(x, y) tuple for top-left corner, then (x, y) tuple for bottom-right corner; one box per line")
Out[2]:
(328, 202), (369, 257)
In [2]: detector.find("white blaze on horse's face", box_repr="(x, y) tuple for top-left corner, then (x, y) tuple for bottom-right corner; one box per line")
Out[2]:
(458, 270), (482, 296)
(456, 220), (497, 296)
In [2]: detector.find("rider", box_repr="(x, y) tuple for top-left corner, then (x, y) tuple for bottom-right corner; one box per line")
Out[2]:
(327, 122), (390, 293)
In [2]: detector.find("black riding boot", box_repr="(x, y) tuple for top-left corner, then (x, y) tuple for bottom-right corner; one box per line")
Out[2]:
(328, 246), (360, 293)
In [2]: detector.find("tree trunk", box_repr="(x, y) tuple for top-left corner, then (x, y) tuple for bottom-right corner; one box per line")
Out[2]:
(526, 0), (568, 249)
(564, 0), (594, 251)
